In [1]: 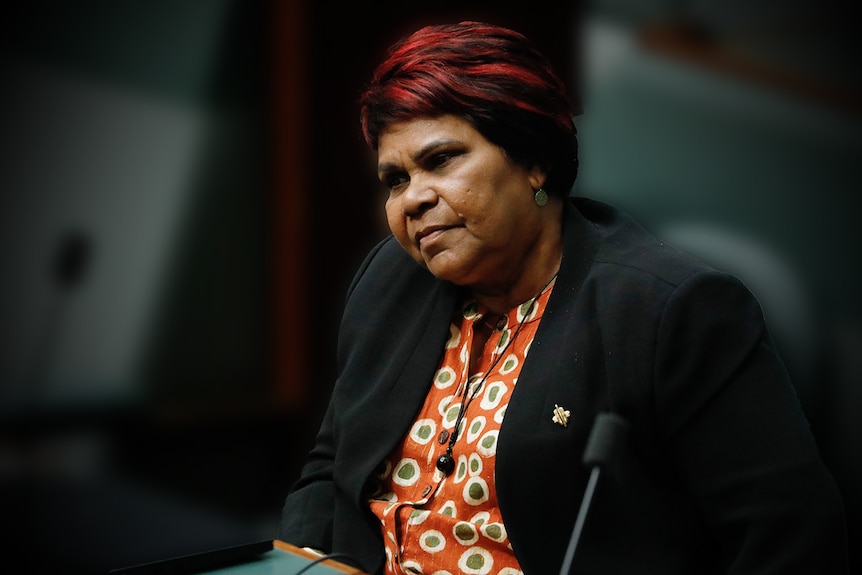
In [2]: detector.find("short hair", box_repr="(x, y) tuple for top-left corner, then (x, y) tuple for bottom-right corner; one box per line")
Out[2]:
(359, 21), (579, 197)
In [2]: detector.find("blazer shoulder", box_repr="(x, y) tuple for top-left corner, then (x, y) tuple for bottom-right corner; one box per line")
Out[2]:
(341, 235), (457, 338)
(345, 235), (429, 298)
(573, 197), (717, 289)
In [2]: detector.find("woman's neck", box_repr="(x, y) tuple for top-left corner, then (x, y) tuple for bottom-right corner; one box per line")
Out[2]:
(472, 250), (561, 315)
(469, 199), (564, 314)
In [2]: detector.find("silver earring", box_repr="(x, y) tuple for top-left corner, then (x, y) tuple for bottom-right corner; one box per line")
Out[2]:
(534, 188), (548, 206)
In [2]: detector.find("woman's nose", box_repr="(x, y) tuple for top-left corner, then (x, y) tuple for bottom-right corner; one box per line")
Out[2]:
(401, 179), (438, 217)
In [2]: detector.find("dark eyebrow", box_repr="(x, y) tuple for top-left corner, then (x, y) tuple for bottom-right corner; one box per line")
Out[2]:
(377, 138), (461, 177)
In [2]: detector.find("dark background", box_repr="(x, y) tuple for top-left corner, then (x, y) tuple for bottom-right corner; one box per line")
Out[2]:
(0, 0), (859, 572)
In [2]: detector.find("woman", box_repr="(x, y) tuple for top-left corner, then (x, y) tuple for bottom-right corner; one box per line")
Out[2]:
(278, 21), (848, 574)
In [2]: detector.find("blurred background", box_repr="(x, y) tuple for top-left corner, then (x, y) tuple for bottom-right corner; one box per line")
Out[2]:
(0, 0), (858, 572)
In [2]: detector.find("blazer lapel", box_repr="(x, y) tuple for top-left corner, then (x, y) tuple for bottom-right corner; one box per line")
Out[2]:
(498, 199), (603, 459)
(340, 277), (460, 503)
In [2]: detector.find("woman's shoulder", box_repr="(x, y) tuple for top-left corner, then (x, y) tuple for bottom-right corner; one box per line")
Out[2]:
(344, 234), (452, 309)
(348, 235), (429, 287)
(571, 196), (719, 289)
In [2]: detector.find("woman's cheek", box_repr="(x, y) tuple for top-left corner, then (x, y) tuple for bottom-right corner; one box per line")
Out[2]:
(384, 198), (403, 235)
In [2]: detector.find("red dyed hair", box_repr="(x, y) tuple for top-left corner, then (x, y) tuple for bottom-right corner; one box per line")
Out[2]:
(359, 21), (579, 196)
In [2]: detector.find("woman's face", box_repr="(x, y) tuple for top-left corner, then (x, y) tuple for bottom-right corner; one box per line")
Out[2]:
(377, 114), (545, 288)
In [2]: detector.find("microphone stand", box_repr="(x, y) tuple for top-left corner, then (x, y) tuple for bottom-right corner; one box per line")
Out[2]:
(558, 412), (630, 575)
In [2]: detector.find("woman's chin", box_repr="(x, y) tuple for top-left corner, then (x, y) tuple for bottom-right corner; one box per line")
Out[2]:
(425, 262), (476, 286)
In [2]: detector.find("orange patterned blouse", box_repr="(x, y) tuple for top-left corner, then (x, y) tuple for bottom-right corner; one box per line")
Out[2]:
(368, 279), (555, 575)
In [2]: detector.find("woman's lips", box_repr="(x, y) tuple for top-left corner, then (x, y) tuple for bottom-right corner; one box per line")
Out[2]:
(415, 225), (451, 247)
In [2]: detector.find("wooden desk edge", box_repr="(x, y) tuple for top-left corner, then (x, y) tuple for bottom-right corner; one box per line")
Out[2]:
(272, 540), (372, 574)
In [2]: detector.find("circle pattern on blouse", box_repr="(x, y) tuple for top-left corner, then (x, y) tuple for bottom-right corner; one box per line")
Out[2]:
(369, 282), (554, 575)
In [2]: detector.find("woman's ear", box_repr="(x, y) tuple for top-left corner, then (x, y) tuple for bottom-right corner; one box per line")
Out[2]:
(528, 164), (548, 192)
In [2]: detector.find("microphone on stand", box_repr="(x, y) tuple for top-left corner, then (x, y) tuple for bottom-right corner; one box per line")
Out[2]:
(558, 411), (630, 575)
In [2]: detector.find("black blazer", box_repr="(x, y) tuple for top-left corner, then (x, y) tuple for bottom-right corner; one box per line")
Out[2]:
(279, 198), (847, 574)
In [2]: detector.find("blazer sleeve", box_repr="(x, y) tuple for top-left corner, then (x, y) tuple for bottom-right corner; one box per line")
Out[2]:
(277, 236), (404, 559)
(275, 239), (387, 551)
(654, 270), (848, 572)
(276, 399), (337, 552)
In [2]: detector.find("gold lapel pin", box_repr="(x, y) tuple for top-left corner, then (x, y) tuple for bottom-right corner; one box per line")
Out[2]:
(552, 404), (571, 427)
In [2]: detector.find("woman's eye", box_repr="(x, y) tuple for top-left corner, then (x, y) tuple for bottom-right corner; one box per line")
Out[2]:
(385, 173), (409, 192)
(428, 152), (454, 169)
